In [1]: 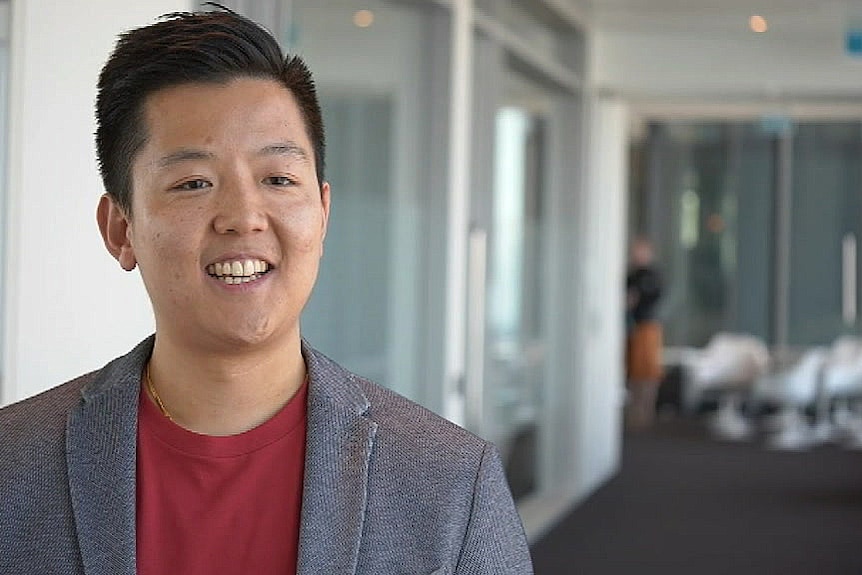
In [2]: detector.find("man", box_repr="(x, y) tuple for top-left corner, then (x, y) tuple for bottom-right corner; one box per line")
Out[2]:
(0, 8), (532, 575)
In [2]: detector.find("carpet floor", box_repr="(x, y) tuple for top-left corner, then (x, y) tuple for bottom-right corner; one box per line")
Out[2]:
(530, 417), (862, 574)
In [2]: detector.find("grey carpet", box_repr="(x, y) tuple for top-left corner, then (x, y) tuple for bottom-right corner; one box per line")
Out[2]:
(530, 418), (862, 574)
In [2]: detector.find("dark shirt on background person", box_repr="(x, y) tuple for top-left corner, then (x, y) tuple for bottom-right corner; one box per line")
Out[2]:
(627, 265), (662, 325)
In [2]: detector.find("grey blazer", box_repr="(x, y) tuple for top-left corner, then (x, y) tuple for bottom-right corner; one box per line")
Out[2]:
(0, 337), (533, 574)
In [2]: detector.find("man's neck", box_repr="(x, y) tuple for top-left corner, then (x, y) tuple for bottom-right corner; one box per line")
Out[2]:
(146, 333), (306, 436)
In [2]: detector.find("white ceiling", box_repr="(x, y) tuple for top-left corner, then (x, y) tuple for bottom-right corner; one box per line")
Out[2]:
(584, 0), (850, 35)
(577, 0), (862, 113)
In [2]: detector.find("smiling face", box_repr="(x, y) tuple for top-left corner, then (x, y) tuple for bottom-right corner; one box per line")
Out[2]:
(99, 78), (330, 355)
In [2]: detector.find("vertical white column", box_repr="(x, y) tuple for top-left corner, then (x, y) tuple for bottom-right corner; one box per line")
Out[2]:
(571, 92), (628, 498)
(443, 0), (473, 425)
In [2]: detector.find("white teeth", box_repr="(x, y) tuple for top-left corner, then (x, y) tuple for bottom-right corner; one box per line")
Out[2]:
(208, 259), (270, 283)
(214, 273), (262, 285)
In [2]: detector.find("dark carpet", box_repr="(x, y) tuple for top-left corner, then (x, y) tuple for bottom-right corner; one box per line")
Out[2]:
(530, 418), (862, 574)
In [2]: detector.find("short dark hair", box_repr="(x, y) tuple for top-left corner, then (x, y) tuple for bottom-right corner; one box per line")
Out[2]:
(95, 7), (325, 216)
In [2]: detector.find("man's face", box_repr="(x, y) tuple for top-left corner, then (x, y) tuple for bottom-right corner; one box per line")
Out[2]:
(109, 78), (330, 354)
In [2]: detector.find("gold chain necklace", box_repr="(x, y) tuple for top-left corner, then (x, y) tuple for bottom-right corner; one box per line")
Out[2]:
(145, 363), (173, 421)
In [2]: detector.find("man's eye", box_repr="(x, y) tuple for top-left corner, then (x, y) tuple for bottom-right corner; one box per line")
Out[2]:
(174, 179), (211, 191)
(265, 176), (295, 186)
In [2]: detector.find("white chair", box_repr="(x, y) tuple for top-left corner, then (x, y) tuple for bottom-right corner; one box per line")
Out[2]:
(819, 337), (862, 446)
(822, 337), (862, 399)
(752, 347), (828, 450)
(685, 333), (770, 440)
(686, 333), (769, 394)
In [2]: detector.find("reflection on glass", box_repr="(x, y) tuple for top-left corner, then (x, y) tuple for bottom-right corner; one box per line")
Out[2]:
(680, 188), (700, 249)
(487, 105), (546, 500)
(491, 108), (528, 340)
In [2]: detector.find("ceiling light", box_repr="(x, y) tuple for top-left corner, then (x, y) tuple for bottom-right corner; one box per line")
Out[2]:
(750, 15), (768, 33)
(354, 10), (374, 28)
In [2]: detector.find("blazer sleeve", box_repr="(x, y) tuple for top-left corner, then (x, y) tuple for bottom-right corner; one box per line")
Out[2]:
(454, 443), (534, 574)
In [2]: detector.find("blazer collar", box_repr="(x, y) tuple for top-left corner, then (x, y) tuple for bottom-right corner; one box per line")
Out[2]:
(67, 336), (152, 575)
(297, 341), (378, 575)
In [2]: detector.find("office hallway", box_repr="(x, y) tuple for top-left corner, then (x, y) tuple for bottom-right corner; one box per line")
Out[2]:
(530, 417), (862, 574)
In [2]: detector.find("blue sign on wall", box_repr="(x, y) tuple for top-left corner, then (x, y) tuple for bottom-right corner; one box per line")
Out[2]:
(759, 115), (793, 136)
(846, 28), (862, 56)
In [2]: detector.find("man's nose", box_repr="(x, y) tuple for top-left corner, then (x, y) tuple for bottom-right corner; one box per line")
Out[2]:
(212, 177), (269, 234)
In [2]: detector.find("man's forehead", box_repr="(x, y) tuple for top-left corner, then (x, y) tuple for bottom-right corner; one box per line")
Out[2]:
(142, 78), (305, 128)
(138, 79), (313, 155)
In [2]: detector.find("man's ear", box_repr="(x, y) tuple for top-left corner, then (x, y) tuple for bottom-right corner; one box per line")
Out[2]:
(319, 181), (331, 257)
(97, 194), (137, 271)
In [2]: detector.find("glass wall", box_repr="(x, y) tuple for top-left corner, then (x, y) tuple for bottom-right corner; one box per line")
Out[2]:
(205, 0), (590, 528)
(266, 0), (451, 411)
(635, 120), (862, 349)
(789, 123), (862, 345)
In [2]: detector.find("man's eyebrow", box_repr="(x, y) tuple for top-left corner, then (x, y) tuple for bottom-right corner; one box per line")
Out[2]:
(260, 142), (311, 163)
(154, 142), (311, 168)
(156, 149), (215, 168)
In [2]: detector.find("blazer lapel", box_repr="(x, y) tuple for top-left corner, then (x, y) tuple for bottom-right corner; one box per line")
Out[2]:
(297, 343), (378, 575)
(66, 338), (152, 575)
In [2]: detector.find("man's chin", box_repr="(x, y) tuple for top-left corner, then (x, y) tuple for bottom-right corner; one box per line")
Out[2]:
(207, 320), (298, 353)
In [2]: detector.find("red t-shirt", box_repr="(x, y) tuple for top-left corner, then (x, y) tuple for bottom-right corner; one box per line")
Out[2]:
(136, 380), (308, 575)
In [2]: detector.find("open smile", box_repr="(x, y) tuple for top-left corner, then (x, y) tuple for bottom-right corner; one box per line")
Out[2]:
(206, 259), (271, 285)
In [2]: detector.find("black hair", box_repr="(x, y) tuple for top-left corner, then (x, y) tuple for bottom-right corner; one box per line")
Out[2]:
(95, 6), (325, 215)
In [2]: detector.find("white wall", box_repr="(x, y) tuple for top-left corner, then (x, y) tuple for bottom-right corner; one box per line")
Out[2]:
(571, 93), (627, 496)
(2, 0), (192, 405)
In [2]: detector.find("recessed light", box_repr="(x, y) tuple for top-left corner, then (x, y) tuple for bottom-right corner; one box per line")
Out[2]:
(354, 10), (374, 28)
(750, 15), (768, 33)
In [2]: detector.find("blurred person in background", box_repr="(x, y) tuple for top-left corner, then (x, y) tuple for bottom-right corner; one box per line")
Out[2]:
(625, 236), (664, 429)
(0, 7), (532, 574)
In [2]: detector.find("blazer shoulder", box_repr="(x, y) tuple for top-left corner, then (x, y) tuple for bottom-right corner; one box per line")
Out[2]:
(303, 342), (488, 458)
(361, 377), (474, 428)
(356, 376), (489, 461)
(0, 372), (100, 498)
(1, 371), (96, 427)
(0, 336), (152, 436)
